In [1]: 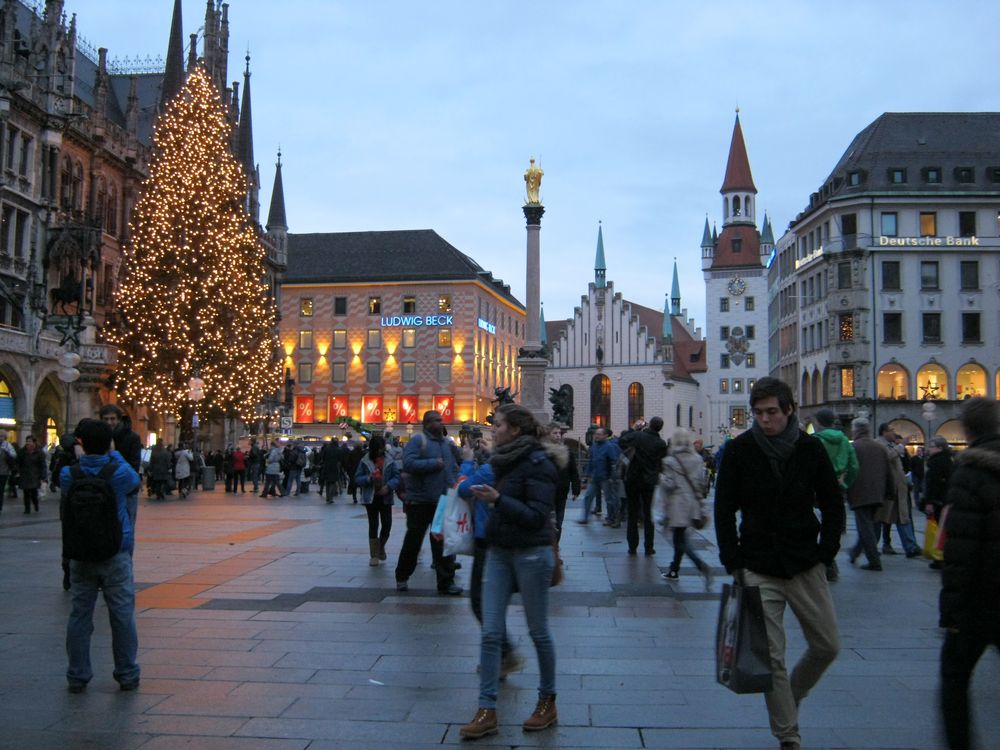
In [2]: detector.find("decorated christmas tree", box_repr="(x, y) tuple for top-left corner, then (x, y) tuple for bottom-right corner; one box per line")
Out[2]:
(109, 67), (281, 423)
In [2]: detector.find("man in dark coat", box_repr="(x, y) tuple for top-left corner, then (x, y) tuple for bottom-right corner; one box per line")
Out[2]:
(99, 405), (142, 527)
(846, 418), (892, 571)
(714, 377), (843, 750)
(939, 398), (1000, 750)
(618, 416), (668, 556)
(318, 439), (343, 503)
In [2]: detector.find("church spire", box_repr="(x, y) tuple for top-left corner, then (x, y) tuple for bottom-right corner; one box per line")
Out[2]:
(670, 258), (681, 316)
(721, 111), (757, 227)
(700, 215), (713, 249)
(266, 149), (287, 231)
(594, 222), (606, 288)
(237, 52), (259, 221)
(539, 303), (547, 347)
(160, 0), (185, 108)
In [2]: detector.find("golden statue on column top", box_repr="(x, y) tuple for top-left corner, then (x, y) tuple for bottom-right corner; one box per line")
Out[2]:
(524, 157), (543, 205)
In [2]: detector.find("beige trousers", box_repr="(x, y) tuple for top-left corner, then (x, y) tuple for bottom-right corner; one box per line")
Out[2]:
(742, 562), (840, 745)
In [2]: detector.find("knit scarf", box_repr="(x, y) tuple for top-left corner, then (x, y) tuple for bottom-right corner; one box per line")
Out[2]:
(751, 414), (800, 480)
(490, 435), (540, 479)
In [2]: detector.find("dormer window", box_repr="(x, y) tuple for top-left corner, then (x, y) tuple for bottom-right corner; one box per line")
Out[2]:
(731, 238), (742, 254)
(955, 166), (975, 183)
(923, 167), (942, 184)
(847, 171), (862, 186)
(989, 167), (1000, 183)
(889, 168), (907, 184)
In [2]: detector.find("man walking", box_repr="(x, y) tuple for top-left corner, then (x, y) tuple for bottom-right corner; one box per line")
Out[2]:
(876, 424), (920, 558)
(939, 398), (1000, 749)
(812, 409), (859, 582)
(394, 410), (462, 595)
(846, 418), (891, 571)
(714, 378), (843, 750)
(576, 427), (620, 526)
(318, 438), (343, 503)
(619, 416), (668, 556)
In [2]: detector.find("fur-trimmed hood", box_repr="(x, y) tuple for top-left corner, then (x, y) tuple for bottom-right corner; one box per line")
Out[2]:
(543, 441), (569, 470)
(956, 435), (1000, 474)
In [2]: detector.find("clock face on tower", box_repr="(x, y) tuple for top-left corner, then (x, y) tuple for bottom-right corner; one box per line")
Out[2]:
(728, 277), (746, 296)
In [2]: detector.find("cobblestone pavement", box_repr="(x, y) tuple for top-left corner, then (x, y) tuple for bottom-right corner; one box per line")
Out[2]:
(1, 484), (998, 749)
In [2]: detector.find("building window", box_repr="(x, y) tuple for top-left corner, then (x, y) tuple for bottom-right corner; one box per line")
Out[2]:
(877, 363), (909, 399)
(689, 406), (694, 428)
(334, 297), (347, 315)
(438, 295), (452, 313)
(368, 297), (381, 315)
(720, 326), (730, 341)
(731, 238), (742, 254)
(924, 167), (942, 184)
(848, 171), (862, 186)
(920, 212), (937, 237)
(889, 168), (906, 184)
(298, 330), (313, 350)
(331, 362), (346, 383)
(401, 362), (416, 383)
(732, 379), (743, 394)
(437, 362), (451, 384)
(676, 403), (682, 427)
(403, 296), (417, 313)
(299, 298), (314, 317)
(882, 261), (901, 290)
(883, 313), (903, 344)
(746, 325), (755, 340)
(962, 313), (981, 344)
(959, 211), (977, 237)
(960, 261), (979, 290)
(839, 313), (854, 342)
(955, 166), (975, 183)
(920, 261), (939, 290)
(880, 212), (898, 237)
(401, 328), (416, 348)
(298, 362), (313, 384)
(721, 354), (730, 369)
(367, 329), (381, 349)
(720, 379), (729, 394)
(840, 367), (855, 398)
(366, 361), (381, 384)
(731, 407), (747, 428)
(590, 374), (611, 427)
(745, 296), (755, 311)
(438, 328), (452, 348)
(837, 262), (852, 289)
(922, 313), (942, 343)
(627, 382), (644, 426)
(917, 363), (948, 399)
(720, 298), (729, 312)
(332, 329), (347, 349)
(746, 353), (756, 368)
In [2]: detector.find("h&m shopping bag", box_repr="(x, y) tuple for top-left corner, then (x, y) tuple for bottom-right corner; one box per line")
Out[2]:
(715, 580), (773, 694)
(441, 488), (474, 557)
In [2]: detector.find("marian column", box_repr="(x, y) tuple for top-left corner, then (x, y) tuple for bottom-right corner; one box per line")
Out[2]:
(517, 158), (549, 423)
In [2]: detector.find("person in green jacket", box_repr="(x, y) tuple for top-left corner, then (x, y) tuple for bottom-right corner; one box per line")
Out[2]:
(813, 408), (859, 582)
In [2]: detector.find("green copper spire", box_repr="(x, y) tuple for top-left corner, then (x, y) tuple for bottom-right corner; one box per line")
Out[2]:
(700, 216), (713, 248)
(760, 212), (774, 246)
(594, 222), (606, 288)
(670, 258), (681, 316)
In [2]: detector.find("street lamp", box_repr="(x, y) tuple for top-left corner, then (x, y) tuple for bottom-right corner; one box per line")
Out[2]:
(188, 374), (205, 449)
(921, 401), (937, 449)
(58, 350), (81, 432)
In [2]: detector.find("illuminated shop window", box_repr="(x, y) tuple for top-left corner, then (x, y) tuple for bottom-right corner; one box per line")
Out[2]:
(877, 363), (909, 400)
(368, 297), (381, 315)
(438, 295), (452, 313)
(299, 298), (313, 317)
(839, 367), (854, 398)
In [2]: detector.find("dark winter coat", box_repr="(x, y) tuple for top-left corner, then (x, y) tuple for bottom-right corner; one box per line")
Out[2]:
(619, 427), (668, 486)
(401, 432), (458, 505)
(714, 427), (844, 579)
(318, 441), (342, 483)
(924, 450), (953, 518)
(847, 436), (893, 510)
(554, 445), (581, 501)
(113, 424), (143, 473)
(149, 446), (173, 482)
(487, 440), (559, 550)
(16, 445), (46, 489)
(939, 434), (1000, 632)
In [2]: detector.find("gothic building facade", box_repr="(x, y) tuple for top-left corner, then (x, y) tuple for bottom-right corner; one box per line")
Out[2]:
(0, 0), (283, 447)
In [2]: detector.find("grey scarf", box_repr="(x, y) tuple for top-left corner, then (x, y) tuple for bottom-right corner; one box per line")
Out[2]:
(751, 415), (800, 480)
(490, 435), (540, 479)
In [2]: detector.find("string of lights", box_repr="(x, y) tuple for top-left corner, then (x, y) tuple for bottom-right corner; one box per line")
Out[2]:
(107, 66), (281, 425)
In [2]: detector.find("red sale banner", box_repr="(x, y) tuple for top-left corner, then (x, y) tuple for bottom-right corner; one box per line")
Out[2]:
(295, 396), (314, 424)
(328, 396), (349, 420)
(434, 395), (454, 423)
(398, 396), (420, 423)
(362, 395), (383, 422)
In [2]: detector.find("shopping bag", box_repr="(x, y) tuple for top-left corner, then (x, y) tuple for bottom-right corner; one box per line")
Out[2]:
(441, 489), (474, 557)
(935, 505), (950, 553)
(715, 581), (773, 694)
(924, 518), (943, 561)
(429, 492), (448, 536)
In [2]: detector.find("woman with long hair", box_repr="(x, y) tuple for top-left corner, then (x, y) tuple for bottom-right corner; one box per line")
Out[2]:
(460, 403), (561, 739)
(355, 435), (398, 566)
(660, 428), (713, 589)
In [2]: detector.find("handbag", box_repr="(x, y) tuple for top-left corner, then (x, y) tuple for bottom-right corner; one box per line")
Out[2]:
(934, 505), (951, 553)
(715, 578), (773, 694)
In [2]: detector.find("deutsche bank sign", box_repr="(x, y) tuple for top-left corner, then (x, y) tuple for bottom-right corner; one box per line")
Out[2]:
(477, 318), (496, 335)
(380, 314), (454, 328)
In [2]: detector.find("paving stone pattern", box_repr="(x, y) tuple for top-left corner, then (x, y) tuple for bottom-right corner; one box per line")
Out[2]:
(1, 484), (998, 749)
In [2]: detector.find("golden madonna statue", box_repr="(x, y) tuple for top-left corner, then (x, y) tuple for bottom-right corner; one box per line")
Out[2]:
(524, 157), (543, 205)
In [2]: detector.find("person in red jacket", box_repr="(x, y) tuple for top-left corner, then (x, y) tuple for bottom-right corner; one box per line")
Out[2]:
(230, 446), (247, 493)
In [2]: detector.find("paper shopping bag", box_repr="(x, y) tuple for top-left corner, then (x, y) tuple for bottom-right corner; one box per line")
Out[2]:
(715, 581), (773, 694)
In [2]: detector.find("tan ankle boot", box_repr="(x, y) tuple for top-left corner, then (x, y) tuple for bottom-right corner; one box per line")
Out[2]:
(368, 539), (380, 566)
(522, 695), (557, 731)
(378, 540), (387, 560)
(459, 708), (497, 739)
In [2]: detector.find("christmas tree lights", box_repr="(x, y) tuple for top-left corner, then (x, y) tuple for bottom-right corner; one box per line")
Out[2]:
(108, 67), (281, 424)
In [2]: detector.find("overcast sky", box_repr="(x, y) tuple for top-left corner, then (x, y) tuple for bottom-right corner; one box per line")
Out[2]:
(73, 0), (1000, 331)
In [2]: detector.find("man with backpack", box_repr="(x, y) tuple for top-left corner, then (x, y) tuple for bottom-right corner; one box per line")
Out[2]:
(61, 418), (141, 694)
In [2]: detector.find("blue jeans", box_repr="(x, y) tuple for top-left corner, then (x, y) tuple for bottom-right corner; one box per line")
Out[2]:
(479, 545), (556, 708)
(579, 479), (618, 522)
(66, 551), (140, 687)
(896, 521), (918, 554)
(283, 468), (302, 495)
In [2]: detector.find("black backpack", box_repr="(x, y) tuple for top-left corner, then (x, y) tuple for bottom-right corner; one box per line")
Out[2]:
(62, 461), (123, 562)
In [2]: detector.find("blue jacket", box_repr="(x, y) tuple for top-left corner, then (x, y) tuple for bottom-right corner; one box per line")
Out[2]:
(458, 460), (494, 540)
(355, 455), (399, 506)
(586, 439), (620, 483)
(60, 450), (140, 555)
(401, 431), (459, 504)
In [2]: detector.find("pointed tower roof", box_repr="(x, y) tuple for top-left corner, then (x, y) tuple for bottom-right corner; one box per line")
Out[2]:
(720, 113), (757, 194)
(760, 212), (774, 245)
(712, 223), (718, 243)
(700, 216), (713, 248)
(670, 258), (681, 316)
(237, 53), (255, 177)
(160, 0), (185, 108)
(266, 150), (287, 230)
(539, 303), (547, 347)
(594, 222), (607, 288)
(662, 294), (672, 339)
